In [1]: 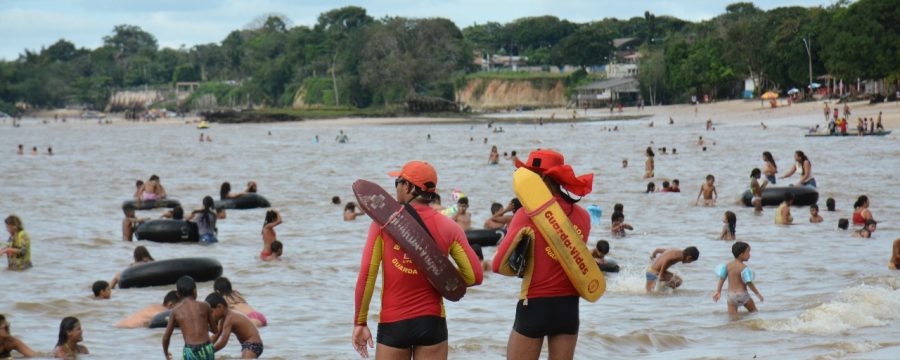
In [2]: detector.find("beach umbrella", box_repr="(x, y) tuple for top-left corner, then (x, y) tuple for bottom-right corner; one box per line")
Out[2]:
(761, 91), (779, 100)
(788, 88), (800, 94)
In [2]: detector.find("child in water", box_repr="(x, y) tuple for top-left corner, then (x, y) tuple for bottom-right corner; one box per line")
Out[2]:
(775, 193), (794, 225)
(261, 210), (281, 260)
(719, 211), (736, 240)
(92, 281), (112, 300)
(262, 241), (282, 261)
(713, 241), (764, 319)
(610, 212), (633, 238)
(809, 205), (823, 223)
(749, 169), (768, 212)
(646, 247), (699, 292)
(3, 215), (32, 271)
(696, 174), (718, 206)
(343, 202), (364, 221)
(854, 220), (877, 238)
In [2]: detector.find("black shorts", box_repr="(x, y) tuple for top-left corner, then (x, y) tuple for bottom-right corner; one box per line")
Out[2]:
(513, 296), (579, 338)
(377, 316), (447, 348)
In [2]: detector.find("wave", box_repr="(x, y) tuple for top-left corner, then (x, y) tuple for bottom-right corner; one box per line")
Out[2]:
(581, 329), (691, 353)
(750, 284), (900, 335)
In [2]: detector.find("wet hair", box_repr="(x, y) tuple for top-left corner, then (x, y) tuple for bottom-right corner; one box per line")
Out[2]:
(826, 198), (836, 211)
(204, 292), (227, 309)
(838, 218), (849, 230)
(201, 196), (215, 225)
(331, 196), (341, 205)
(149, 175), (159, 182)
(122, 204), (136, 215)
(220, 182), (232, 199)
(683, 246), (699, 261)
(731, 241), (749, 258)
(853, 195), (868, 209)
(457, 197), (469, 205)
(595, 240), (610, 254)
(810, 204), (819, 212)
(246, 181), (257, 193)
(171, 206), (184, 220)
(4, 215), (23, 231)
(611, 212), (624, 222)
(672, 179), (679, 186)
(265, 209), (278, 223)
(511, 150), (517, 156)
(490, 202), (503, 214)
(92, 280), (109, 296)
(214, 277), (246, 303)
(784, 192), (795, 203)
(795, 150), (809, 164)
(763, 151), (776, 171)
(725, 211), (736, 236)
(510, 198), (522, 213)
(176, 276), (196, 298)
(133, 246), (154, 262)
(646, 182), (656, 193)
(135, 180), (144, 188)
(56, 317), (80, 347)
(706, 174), (715, 181)
(646, 147), (655, 157)
(751, 168), (761, 178)
(271, 240), (283, 254)
(344, 202), (357, 212)
(614, 203), (623, 213)
(163, 290), (179, 306)
(662, 180), (670, 189)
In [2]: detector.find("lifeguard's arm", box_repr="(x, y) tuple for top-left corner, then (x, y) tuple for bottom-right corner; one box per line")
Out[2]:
(354, 223), (383, 326)
(781, 164), (797, 179)
(448, 227), (483, 286)
(712, 278), (725, 302)
(492, 211), (529, 273)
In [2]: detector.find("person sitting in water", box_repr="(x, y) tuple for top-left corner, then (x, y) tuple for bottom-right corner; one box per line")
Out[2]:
(712, 242), (764, 319)
(53, 317), (88, 358)
(809, 205), (823, 223)
(854, 220), (877, 238)
(92, 280), (111, 300)
(852, 195), (874, 225)
(206, 293), (265, 359)
(115, 291), (179, 328)
(140, 175), (167, 201)
(890, 239), (900, 270)
(110, 246), (155, 288)
(610, 212), (633, 238)
(122, 204), (149, 241)
(775, 193), (794, 225)
(719, 211), (736, 240)
(262, 241), (282, 262)
(343, 202), (365, 221)
(214, 277), (267, 327)
(0, 314), (38, 358)
(646, 247), (699, 292)
(161, 206), (184, 220)
(452, 197), (472, 230)
(261, 210), (281, 260)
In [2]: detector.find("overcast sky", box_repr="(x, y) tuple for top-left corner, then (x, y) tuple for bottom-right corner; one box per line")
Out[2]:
(0, 0), (832, 61)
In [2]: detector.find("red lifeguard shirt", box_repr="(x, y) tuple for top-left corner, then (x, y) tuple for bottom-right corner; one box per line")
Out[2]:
(492, 194), (591, 299)
(354, 202), (483, 326)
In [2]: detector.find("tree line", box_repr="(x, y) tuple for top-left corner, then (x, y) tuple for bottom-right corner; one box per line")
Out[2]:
(0, 0), (896, 114)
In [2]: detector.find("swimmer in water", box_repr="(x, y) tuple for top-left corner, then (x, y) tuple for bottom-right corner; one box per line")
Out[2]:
(669, 179), (681, 192)
(162, 276), (217, 360)
(775, 193), (794, 225)
(809, 205), (823, 223)
(646, 247), (699, 292)
(696, 174), (718, 206)
(206, 293), (264, 358)
(262, 241), (282, 261)
(122, 204), (149, 241)
(712, 241), (764, 319)
(110, 246), (155, 288)
(697, 136), (705, 146)
(214, 277), (267, 327)
(261, 210), (281, 260)
(749, 169), (768, 212)
(133, 180), (144, 201)
(161, 205), (184, 220)
(592, 240), (611, 266)
(115, 291), (179, 328)
(484, 199), (521, 230)
(452, 197), (472, 230)
(220, 182), (246, 199)
(488, 145), (499, 165)
(854, 220), (877, 238)
(31, 147), (37, 155)
(780, 150), (815, 187)
(644, 147), (655, 178)
(245, 181), (257, 193)
(92, 281), (111, 300)
(53, 317), (89, 358)
(3, 215), (32, 271)
(331, 196), (341, 205)
(610, 212), (633, 238)
(622, 159), (628, 168)
(0, 314), (38, 357)
(646, 182), (656, 193)
(719, 211), (736, 240)
(140, 175), (167, 201)
(890, 239), (900, 270)
(852, 195), (874, 225)
(343, 202), (364, 221)
(762, 152), (777, 184)
(16, 144), (23, 155)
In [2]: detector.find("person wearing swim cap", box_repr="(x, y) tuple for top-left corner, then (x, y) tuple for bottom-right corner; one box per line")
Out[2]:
(491, 149), (594, 360)
(352, 161), (483, 359)
(713, 241), (764, 319)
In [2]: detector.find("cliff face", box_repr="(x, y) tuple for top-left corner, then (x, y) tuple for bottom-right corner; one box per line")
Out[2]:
(457, 78), (566, 110)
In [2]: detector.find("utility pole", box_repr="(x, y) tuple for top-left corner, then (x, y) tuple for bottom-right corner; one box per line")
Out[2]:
(801, 35), (813, 88)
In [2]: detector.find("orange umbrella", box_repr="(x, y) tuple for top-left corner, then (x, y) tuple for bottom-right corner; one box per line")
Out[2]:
(761, 91), (779, 100)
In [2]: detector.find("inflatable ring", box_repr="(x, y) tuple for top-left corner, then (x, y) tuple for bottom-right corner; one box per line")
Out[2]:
(598, 259), (619, 273)
(135, 220), (199, 243)
(215, 193), (271, 210)
(465, 229), (506, 247)
(122, 199), (181, 210)
(118, 258), (223, 289)
(741, 186), (818, 207)
(148, 310), (172, 329)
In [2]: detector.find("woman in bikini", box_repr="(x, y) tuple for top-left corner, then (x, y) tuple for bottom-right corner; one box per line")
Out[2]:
(214, 277), (267, 327)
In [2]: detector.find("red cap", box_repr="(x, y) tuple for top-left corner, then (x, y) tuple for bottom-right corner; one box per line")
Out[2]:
(388, 161), (438, 193)
(515, 149), (594, 196)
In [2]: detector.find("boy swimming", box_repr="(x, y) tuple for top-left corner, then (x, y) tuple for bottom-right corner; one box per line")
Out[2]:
(713, 242), (764, 319)
(116, 291), (179, 328)
(646, 247), (699, 292)
(809, 205), (823, 223)
(696, 175), (718, 206)
(92, 280), (111, 300)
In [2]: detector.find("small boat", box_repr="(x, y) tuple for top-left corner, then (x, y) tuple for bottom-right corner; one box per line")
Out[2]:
(805, 130), (891, 137)
(197, 120), (210, 129)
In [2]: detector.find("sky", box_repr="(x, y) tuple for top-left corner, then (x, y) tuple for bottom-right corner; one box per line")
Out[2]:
(0, 0), (832, 61)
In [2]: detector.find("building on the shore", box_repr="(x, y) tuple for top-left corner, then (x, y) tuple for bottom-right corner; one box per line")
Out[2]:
(574, 77), (641, 108)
